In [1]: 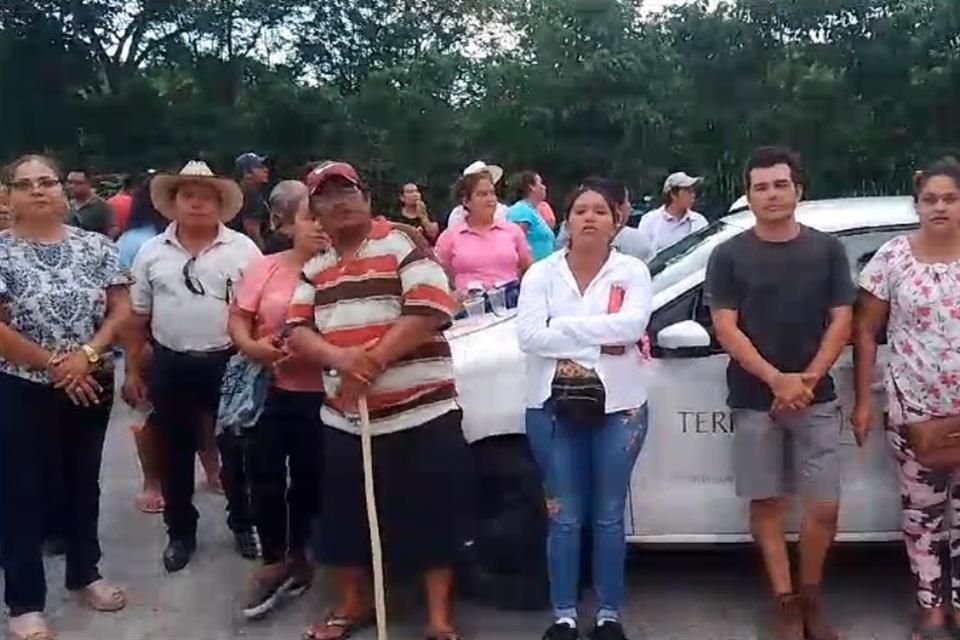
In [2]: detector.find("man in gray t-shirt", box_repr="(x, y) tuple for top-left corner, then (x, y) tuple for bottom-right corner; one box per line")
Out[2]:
(705, 225), (854, 410)
(704, 147), (854, 640)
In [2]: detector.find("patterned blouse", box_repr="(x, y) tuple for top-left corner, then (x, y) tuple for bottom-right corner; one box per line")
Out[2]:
(859, 235), (960, 424)
(0, 227), (129, 383)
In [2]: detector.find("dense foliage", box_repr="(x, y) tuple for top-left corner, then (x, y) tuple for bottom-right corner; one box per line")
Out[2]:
(2, 0), (959, 217)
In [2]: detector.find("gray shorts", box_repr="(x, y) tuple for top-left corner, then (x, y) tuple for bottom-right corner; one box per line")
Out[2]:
(732, 400), (842, 502)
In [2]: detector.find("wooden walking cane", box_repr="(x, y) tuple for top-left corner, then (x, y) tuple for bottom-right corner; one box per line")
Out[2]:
(359, 395), (389, 640)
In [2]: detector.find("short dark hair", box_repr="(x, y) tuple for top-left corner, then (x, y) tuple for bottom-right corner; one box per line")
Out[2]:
(2, 154), (63, 185)
(743, 146), (805, 190)
(68, 167), (91, 181)
(913, 157), (960, 202)
(509, 171), (539, 202)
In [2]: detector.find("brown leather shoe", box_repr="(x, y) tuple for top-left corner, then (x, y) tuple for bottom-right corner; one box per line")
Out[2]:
(774, 593), (804, 640)
(800, 586), (839, 640)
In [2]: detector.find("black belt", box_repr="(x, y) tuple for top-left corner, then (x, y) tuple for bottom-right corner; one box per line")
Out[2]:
(151, 341), (235, 361)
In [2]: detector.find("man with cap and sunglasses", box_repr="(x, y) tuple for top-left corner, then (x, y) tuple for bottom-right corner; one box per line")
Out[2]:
(637, 171), (708, 253)
(287, 162), (470, 640)
(124, 161), (262, 572)
(232, 152), (271, 249)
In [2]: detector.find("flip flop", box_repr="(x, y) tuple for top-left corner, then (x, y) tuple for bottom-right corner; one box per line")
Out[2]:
(135, 492), (164, 514)
(303, 612), (373, 640)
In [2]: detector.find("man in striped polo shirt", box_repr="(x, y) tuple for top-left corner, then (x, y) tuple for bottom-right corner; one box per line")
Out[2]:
(287, 162), (469, 640)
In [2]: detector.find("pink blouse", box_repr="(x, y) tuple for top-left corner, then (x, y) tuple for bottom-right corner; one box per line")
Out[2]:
(233, 253), (324, 392)
(435, 219), (531, 292)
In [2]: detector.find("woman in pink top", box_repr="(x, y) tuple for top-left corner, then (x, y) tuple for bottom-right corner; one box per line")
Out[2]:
(228, 180), (329, 620)
(435, 171), (533, 294)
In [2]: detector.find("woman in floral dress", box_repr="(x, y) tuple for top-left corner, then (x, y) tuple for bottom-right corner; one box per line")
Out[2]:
(853, 158), (960, 640)
(0, 155), (131, 640)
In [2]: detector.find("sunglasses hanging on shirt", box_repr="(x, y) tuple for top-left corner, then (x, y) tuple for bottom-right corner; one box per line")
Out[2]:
(181, 257), (234, 303)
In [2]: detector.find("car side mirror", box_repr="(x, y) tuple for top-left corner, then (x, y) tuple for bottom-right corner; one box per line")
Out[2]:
(657, 320), (711, 349)
(653, 320), (714, 359)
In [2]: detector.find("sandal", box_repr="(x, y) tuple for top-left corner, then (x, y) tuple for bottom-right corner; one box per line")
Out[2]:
(135, 492), (164, 514)
(8, 612), (55, 640)
(75, 579), (127, 612)
(303, 612), (373, 640)
(425, 629), (464, 640)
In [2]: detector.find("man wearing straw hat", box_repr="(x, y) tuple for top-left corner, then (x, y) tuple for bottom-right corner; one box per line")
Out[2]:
(287, 161), (470, 640)
(124, 161), (262, 572)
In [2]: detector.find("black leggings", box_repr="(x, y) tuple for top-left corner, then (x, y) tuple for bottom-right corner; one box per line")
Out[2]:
(249, 388), (323, 564)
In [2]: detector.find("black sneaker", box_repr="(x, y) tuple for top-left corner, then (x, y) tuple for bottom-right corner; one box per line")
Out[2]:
(233, 530), (260, 560)
(242, 564), (290, 620)
(543, 622), (580, 640)
(588, 621), (628, 640)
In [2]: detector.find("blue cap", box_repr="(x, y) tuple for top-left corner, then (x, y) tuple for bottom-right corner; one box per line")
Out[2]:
(235, 152), (267, 174)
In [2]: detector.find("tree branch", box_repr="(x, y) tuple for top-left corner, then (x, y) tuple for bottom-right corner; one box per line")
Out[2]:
(131, 25), (192, 67)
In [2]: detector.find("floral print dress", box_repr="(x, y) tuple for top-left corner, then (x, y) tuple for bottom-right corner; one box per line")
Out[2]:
(0, 227), (129, 384)
(859, 234), (960, 609)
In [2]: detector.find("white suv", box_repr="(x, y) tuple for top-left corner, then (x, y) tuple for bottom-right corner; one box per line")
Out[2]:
(450, 196), (918, 543)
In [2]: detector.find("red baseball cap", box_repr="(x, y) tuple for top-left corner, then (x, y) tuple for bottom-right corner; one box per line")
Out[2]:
(306, 161), (362, 195)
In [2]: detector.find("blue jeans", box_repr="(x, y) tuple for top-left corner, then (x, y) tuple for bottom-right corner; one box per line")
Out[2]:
(526, 403), (648, 621)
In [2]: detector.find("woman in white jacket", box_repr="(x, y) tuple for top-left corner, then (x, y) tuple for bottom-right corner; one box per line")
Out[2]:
(517, 183), (653, 640)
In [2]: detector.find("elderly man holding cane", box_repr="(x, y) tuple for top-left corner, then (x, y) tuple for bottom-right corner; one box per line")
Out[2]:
(286, 162), (469, 640)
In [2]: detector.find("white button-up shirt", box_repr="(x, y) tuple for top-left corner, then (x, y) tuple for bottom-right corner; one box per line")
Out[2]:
(130, 223), (261, 352)
(638, 206), (708, 252)
(516, 249), (652, 413)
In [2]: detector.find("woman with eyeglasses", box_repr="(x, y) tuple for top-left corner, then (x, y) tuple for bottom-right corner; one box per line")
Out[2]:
(125, 161), (261, 573)
(0, 155), (131, 640)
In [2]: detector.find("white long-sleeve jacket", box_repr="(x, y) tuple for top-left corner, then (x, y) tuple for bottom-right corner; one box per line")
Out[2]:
(516, 249), (653, 413)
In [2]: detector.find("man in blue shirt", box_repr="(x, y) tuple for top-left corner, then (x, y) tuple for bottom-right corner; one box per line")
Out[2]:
(505, 171), (556, 261)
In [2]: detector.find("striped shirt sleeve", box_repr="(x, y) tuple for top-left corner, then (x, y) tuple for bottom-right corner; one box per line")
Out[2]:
(393, 225), (457, 320)
(287, 259), (321, 331)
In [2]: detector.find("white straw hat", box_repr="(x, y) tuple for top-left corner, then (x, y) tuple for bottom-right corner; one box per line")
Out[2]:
(462, 160), (504, 185)
(150, 160), (244, 222)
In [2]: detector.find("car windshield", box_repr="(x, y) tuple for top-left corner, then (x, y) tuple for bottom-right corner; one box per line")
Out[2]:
(648, 221), (739, 278)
